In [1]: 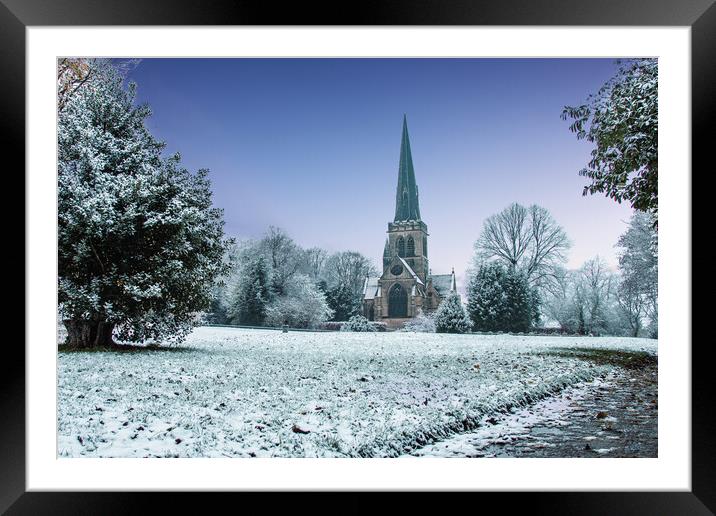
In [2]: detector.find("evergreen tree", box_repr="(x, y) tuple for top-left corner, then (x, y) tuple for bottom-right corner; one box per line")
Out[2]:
(228, 256), (272, 326)
(503, 269), (533, 332)
(467, 263), (510, 332)
(58, 64), (231, 348)
(325, 283), (360, 321)
(467, 262), (534, 332)
(434, 292), (472, 334)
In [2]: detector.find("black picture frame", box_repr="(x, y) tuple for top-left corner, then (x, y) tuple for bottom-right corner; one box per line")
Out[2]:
(5, 0), (711, 512)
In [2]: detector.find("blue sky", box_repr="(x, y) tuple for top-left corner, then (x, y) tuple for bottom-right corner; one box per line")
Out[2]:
(125, 58), (634, 285)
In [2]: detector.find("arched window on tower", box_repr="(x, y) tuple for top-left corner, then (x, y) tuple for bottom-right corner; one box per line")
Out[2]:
(397, 236), (406, 257)
(407, 236), (415, 257)
(423, 236), (428, 258)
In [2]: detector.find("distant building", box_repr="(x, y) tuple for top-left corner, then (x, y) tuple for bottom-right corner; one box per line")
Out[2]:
(362, 116), (456, 327)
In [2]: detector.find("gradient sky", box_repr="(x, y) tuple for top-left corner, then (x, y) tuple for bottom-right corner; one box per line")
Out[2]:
(124, 58), (634, 288)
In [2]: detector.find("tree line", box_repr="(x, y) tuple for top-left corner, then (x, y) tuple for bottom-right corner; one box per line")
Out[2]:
(406, 203), (657, 338)
(207, 227), (376, 329)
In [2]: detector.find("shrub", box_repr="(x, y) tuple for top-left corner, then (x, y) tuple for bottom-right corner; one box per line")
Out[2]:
(402, 310), (436, 333)
(341, 315), (376, 332)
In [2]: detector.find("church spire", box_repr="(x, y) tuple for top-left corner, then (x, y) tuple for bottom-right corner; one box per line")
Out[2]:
(394, 115), (421, 222)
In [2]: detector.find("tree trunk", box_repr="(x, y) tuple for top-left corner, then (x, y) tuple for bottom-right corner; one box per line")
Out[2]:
(64, 319), (115, 348)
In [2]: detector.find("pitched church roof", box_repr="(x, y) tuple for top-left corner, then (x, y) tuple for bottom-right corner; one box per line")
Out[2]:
(429, 270), (457, 296)
(398, 256), (424, 286)
(394, 115), (421, 222)
(363, 277), (380, 300)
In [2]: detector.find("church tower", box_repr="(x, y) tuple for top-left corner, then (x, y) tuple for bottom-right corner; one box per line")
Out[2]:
(362, 115), (455, 326)
(386, 115), (429, 282)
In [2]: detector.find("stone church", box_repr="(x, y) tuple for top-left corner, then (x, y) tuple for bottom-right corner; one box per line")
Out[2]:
(362, 116), (456, 326)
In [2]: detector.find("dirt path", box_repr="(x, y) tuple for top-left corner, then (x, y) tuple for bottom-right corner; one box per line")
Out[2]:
(409, 355), (657, 458)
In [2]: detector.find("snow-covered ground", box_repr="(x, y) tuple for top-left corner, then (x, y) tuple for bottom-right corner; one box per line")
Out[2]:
(57, 326), (656, 458)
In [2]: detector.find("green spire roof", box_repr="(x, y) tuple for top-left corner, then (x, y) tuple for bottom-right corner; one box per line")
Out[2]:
(394, 115), (421, 222)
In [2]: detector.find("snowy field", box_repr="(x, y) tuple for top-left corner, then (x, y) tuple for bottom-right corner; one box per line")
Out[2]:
(58, 327), (657, 458)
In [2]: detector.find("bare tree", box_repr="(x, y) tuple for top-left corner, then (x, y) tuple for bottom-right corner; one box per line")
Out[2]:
(58, 58), (142, 113)
(258, 226), (302, 295)
(57, 58), (94, 113)
(616, 275), (646, 337)
(616, 212), (658, 337)
(568, 256), (619, 335)
(475, 203), (570, 286)
(324, 251), (377, 298)
(300, 247), (328, 281)
(540, 266), (575, 330)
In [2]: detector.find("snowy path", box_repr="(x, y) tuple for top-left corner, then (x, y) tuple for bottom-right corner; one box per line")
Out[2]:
(405, 360), (658, 458)
(58, 327), (657, 458)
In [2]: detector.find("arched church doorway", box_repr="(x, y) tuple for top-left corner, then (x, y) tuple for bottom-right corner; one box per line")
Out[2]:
(388, 283), (408, 318)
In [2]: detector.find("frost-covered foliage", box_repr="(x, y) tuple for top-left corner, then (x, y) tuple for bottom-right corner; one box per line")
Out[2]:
(562, 59), (658, 220)
(569, 257), (619, 336)
(264, 274), (333, 328)
(259, 226), (303, 296)
(58, 63), (231, 347)
(467, 263), (535, 333)
(228, 256), (273, 326)
(434, 292), (472, 334)
(616, 212), (658, 337)
(325, 283), (361, 322)
(57, 326), (657, 458)
(341, 315), (375, 332)
(212, 229), (370, 329)
(542, 257), (630, 336)
(402, 310), (436, 333)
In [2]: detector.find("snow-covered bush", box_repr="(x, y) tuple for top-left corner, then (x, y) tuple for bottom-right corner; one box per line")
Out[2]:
(434, 292), (472, 334)
(371, 322), (388, 332)
(402, 310), (436, 333)
(264, 274), (333, 328)
(341, 315), (375, 332)
(318, 321), (346, 331)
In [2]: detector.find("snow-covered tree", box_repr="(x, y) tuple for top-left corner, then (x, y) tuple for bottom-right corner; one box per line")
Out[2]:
(324, 251), (377, 299)
(58, 64), (232, 348)
(562, 59), (658, 221)
(572, 257), (618, 336)
(474, 203), (570, 287)
(259, 226), (302, 295)
(434, 292), (472, 334)
(264, 274), (333, 328)
(616, 212), (658, 337)
(466, 262), (534, 332)
(300, 247), (328, 281)
(325, 283), (360, 321)
(541, 266), (577, 330)
(228, 256), (272, 326)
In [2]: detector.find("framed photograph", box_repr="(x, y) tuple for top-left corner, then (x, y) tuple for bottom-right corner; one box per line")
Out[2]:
(7, 0), (712, 512)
